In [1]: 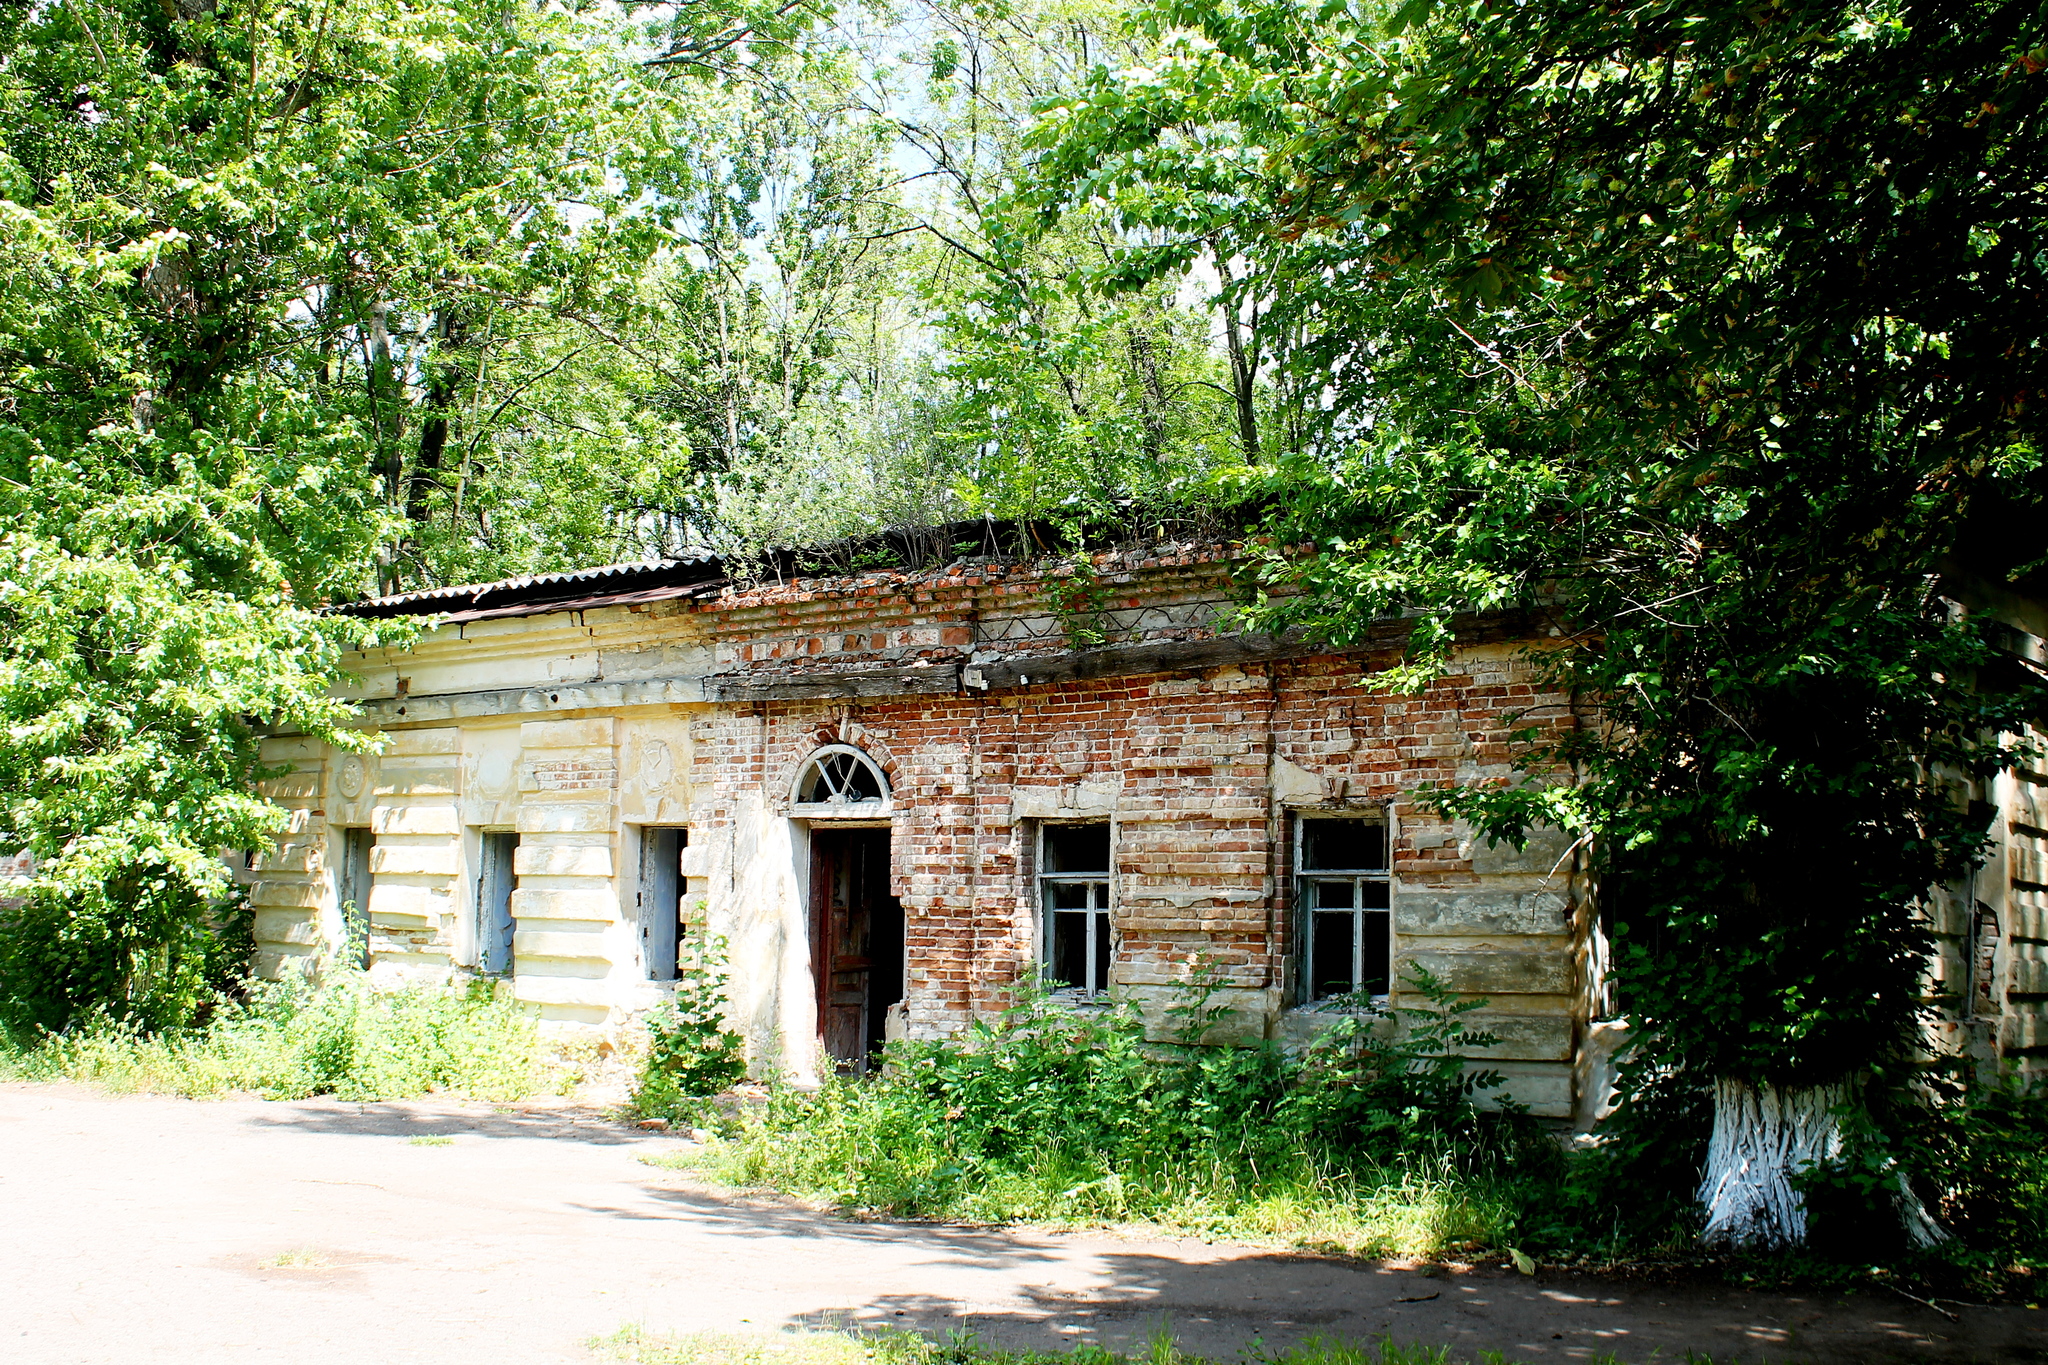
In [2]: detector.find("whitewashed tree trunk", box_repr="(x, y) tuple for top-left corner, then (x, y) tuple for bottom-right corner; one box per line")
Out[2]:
(1699, 1076), (1847, 1248)
(1698, 1076), (1950, 1249)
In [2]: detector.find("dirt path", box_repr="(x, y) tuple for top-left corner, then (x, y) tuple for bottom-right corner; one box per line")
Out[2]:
(0, 1082), (2036, 1365)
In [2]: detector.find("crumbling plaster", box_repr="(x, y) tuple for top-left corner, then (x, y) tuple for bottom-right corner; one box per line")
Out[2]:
(252, 550), (1600, 1110)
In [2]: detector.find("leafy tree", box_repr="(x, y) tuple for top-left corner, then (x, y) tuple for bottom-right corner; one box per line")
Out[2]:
(874, 0), (1250, 532)
(1029, 0), (2047, 1247)
(0, 0), (698, 1027)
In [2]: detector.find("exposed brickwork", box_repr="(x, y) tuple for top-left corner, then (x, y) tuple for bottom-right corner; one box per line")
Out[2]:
(682, 552), (1581, 1046)
(252, 543), (1591, 1107)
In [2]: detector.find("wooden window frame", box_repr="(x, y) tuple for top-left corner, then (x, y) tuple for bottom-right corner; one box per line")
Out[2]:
(1297, 814), (1393, 1005)
(1038, 821), (1114, 1000)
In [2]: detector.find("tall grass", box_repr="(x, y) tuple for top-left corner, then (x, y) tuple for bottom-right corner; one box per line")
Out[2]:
(0, 967), (557, 1101)
(659, 969), (1551, 1260)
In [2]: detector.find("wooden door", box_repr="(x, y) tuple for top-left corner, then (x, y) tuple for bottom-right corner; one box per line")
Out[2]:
(810, 828), (902, 1069)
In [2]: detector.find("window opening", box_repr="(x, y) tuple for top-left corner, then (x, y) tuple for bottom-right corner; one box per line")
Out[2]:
(336, 827), (374, 969)
(476, 831), (519, 975)
(793, 744), (887, 807)
(1299, 817), (1391, 1003)
(638, 827), (686, 982)
(1040, 822), (1113, 997)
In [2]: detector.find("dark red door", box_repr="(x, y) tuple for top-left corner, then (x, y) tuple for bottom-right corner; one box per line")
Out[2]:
(809, 828), (903, 1069)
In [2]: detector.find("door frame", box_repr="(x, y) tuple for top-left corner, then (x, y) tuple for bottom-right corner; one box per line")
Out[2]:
(801, 819), (897, 1069)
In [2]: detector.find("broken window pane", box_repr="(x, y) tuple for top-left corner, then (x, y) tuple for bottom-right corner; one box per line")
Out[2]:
(1047, 905), (1110, 994)
(796, 747), (886, 804)
(1301, 819), (1386, 872)
(1051, 881), (1096, 911)
(1043, 822), (1111, 873)
(1311, 909), (1357, 999)
(1299, 816), (1392, 1004)
(1042, 823), (1113, 996)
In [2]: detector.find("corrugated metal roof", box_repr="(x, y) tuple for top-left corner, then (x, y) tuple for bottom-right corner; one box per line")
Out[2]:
(333, 555), (724, 619)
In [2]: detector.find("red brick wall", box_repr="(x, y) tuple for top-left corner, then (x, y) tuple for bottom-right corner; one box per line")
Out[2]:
(682, 547), (1575, 1037)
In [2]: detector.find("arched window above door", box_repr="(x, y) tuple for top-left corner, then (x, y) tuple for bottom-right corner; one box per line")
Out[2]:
(792, 744), (890, 810)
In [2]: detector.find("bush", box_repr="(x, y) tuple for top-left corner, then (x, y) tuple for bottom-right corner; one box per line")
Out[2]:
(691, 968), (1548, 1259)
(632, 936), (749, 1123)
(2, 963), (555, 1101)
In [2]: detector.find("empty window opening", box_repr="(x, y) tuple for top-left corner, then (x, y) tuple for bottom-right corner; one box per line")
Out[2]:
(794, 745), (887, 806)
(336, 827), (374, 969)
(1299, 817), (1391, 1003)
(476, 831), (519, 975)
(638, 827), (687, 982)
(1041, 822), (1113, 998)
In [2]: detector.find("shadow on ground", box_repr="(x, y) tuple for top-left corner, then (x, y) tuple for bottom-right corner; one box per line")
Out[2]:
(238, 1095), (651, 1145)
(614, 1182), (2042, 1365)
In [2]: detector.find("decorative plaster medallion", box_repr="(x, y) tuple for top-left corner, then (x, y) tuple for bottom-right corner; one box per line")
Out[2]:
(337, 754), (367, 800)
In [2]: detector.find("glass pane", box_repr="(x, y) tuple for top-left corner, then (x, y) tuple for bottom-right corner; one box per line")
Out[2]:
(1311, 879), (1356, 909)
(1310, 910), (1357, 1000)
(1360, 910), (1392, 995)
(1050, 912), (1090, 990)
(1044, 822), (1111, 873)
(1359, 879), (1390, 910)
(1302, 820), (1386, 872)
(1050, 881), (1100, 910)
(1091, 912), (1111, 993)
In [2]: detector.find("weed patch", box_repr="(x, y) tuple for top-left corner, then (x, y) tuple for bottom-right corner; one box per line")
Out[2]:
(670, 970), (1549, 1260)
(632, 937), (748, 1125)
(0, 967), (559, 1101)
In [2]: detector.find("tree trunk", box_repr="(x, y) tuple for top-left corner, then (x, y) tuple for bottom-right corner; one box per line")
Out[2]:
(1699, 1076), (1947, 1250)
(1699, 1076), (1846, 1248)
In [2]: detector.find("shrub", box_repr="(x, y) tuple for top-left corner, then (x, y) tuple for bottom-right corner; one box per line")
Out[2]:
(633, 936), (749, 1122)
(693, 967), (1546, 1259)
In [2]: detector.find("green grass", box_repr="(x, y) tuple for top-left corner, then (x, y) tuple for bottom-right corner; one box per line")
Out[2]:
(589, 1324), (1672, 1365)
(0, 970), (562, 1102)
(408, 1134), (456, 1147)
(648, 1134), (1525, 1262)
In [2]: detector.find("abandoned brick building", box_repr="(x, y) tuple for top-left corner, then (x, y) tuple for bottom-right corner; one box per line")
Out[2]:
(243, 536), (2048, 1116)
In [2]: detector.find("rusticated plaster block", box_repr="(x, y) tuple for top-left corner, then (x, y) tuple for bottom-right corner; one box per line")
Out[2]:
(250, 878), (322, 909)
(512, 930), (613, 961)
(1460, 1012), (1573, 1061)
(261, 772), (322, 800)
(371, 766), (459, 797)
(381, 728), (459, 755)
(372, 805), (461, 836)
(252, 908), (320, 947)
(1464, 822), (1577, 876)
(514, 844), (614, 877)
(1398, 949), (1573, 996)
(1398, 890), (1570, 936)
(368, 844), (459, 877)
(1470, 1060), (1572, 1117)
(1115, 984), (1279, 1045)
(260, 736), (326, 762)
(510, 886), (618, 923)
(252, 845), (320, 874)
(519, 799), (616, 834)
(369, 882), (451, 918)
